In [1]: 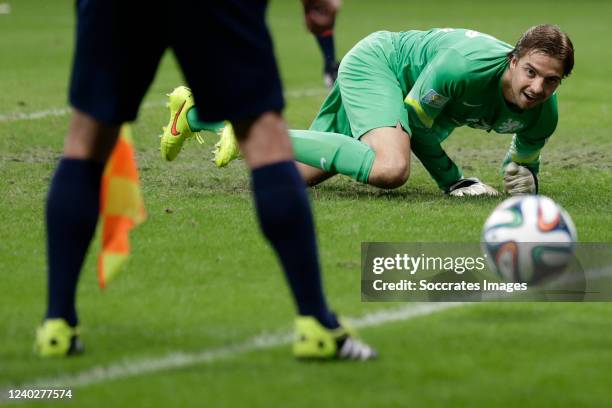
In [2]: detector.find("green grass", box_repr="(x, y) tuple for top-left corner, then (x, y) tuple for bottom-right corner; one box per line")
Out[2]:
(1, 0), (611, 406)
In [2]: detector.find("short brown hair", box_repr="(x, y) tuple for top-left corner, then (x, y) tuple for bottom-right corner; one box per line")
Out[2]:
(509, 24), (574, 78)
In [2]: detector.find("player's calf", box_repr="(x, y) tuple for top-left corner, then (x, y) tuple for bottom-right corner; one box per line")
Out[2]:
(233, 112), (294, 169)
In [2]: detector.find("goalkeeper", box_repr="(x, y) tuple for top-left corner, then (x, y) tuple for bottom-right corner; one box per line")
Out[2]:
(162, 25), (573, 196)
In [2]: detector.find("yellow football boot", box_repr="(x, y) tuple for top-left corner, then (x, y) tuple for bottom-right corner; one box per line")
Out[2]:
(293, 316), (377, 361)
(213, 122), (241, 167)
(35, 319), (84, 357)
(160, 86), (202, 161)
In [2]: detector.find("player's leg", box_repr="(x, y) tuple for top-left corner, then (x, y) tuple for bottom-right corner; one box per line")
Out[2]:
(41, 112), (116, 356)
(234, 113), (340, 329)
(207, 121), (366, 186)
(173, 0), (375, 360)
(233, 115), (374, 360)
(338, 31), (413, 188)
(38, 0), (165, 357)
(280, 32), (413, 189)
(287, 125), (410, 189)
(289, 129), (373, 185)
(314, 28), (340, 88)
(360, 124), (411, 189)
(175, 0), (339, 329)
(296, 161), (335, 186)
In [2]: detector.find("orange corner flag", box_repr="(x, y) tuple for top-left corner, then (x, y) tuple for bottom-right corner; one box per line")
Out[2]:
(98, 124), (146, 289)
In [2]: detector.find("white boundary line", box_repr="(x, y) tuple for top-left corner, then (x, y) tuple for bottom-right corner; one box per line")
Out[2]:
(0, 303), (463, 399)
(0, 88), (328, 124)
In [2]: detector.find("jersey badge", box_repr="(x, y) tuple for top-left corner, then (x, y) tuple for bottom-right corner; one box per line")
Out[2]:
(497, 118), (524, 133)
(421, 89), (450, 109)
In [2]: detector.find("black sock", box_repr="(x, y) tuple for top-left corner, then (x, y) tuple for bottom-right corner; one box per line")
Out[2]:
(251, 161), (339, 329)
(45, 158), (104, 327)
(315, 31), (337, 70)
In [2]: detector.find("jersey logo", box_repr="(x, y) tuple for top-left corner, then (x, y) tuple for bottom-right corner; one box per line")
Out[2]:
(421, 89), (450, 109)
(320, 157), (327, 170)
(497, 118), (524, 133)
(462, 101), (483, 107)
(466, 118), (492, 130)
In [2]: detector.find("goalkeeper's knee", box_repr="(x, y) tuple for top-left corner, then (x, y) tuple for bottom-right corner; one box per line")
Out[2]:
(369, 158), (410, 189)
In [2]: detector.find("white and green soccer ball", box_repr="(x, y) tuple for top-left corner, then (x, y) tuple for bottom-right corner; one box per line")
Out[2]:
(482, 195), (577, 284)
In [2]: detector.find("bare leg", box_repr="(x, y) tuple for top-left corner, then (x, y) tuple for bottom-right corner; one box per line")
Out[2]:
(359, 123), (411, 189)
(296, 162), (336, 186)
(233, 111), (293, 167)
(63, 110), (121, 162)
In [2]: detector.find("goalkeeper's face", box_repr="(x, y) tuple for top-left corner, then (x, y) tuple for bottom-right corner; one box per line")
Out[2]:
(507, 51), (564, 110)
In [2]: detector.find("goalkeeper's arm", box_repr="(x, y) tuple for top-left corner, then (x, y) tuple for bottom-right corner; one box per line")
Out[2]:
(411, 134), (499, 195)
(410, 134), (463, 192)
(500, 134), (545, 175)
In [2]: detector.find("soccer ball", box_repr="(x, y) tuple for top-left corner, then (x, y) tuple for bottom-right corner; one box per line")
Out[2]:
(482, 195), (577, 284)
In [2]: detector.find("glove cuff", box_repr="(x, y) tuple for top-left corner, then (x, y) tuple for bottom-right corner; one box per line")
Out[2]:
(526, 167), (539, 194)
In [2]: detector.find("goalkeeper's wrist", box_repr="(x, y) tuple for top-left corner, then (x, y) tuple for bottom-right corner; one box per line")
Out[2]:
(526, 166), (539, 194)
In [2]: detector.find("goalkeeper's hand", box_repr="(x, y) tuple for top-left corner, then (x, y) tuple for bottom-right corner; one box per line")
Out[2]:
(448, 177), (499, 197)
(503, 162), (538, 195)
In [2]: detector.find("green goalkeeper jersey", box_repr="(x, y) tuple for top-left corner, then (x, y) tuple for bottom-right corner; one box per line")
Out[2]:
(398, 28), (557, 189)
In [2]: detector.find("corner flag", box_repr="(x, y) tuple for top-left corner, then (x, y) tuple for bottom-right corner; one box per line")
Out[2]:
(98, 124), (146, 288)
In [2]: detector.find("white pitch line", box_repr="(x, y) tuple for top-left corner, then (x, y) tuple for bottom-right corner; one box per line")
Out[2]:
(0, 302), (463, 400)
(0, 107), (71, 122)
(0, 88), (328, 124)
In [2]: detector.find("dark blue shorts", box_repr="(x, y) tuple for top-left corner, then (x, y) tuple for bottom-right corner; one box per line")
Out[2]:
(69, 0), (285, 124)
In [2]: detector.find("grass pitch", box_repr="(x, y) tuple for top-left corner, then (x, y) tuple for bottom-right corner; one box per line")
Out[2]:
(0, 0), (611, 406)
